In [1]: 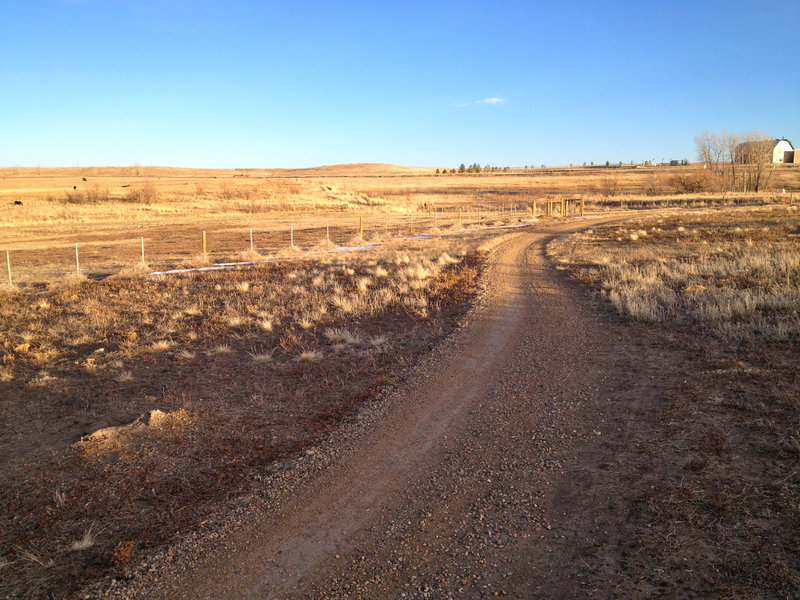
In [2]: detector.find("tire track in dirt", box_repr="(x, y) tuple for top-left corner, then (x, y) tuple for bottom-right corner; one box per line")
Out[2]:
(118, 216), (675, 599)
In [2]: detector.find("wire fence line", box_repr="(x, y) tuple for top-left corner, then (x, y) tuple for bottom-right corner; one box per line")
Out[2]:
(8, 192), (782, 287)
(2, 205), (539, 287)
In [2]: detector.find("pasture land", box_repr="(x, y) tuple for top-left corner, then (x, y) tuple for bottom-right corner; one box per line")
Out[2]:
(1, 165), (799, 597)
(2, 163), (799, 286)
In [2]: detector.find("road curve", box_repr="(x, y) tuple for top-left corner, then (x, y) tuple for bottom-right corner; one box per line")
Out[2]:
(123, 217), (663, 599)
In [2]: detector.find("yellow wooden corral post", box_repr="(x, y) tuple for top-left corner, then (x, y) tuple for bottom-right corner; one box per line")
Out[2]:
(580, 197), (585, 216)
(202, 231), (207, 256)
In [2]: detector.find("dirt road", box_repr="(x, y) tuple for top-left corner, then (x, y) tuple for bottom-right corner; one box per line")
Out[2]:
(105, 220), (684, 599)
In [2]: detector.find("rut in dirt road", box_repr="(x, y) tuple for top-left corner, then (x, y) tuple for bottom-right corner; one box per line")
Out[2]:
(122, 220), (673, 599)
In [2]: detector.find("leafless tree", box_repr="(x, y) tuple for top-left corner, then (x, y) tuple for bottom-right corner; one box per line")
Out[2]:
(694, 129), (774, 193)
(695, 129), (731, 174)
(734, 130), (775, 192)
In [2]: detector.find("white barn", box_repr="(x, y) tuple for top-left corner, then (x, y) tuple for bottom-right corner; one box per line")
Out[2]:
(735, 138), (795, 164)
(772, 139), (794, 163)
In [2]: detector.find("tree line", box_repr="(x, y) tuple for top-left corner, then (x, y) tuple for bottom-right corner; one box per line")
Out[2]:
(435, 163), (513, 174)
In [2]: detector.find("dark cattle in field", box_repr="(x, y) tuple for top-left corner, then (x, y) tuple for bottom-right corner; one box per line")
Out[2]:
(73, 186), (77, 189)
(82, 177), (87, 181)
(14, 200), (22, 205)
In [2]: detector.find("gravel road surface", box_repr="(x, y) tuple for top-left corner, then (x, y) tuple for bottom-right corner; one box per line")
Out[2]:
(98, 219), (679, 599)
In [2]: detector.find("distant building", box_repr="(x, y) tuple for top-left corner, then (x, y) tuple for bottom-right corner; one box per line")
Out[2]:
(735, 138), (795, 164)
(773, 139), (795, 163)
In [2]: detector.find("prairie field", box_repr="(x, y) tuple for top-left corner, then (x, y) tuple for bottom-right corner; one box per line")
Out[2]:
(2, 163), (799, 286)
(1, 165), (799, 597)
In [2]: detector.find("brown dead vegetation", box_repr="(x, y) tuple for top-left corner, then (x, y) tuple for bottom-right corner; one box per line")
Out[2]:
(0, 239), (482, 599)
(548, 205), (800, 597)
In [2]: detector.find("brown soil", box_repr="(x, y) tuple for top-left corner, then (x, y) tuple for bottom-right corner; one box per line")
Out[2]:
(87, 216), (798, 599)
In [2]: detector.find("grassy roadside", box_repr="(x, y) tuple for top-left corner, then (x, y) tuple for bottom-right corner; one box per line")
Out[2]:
(547, 205), (800, 596)
(0, 235), (486, 599)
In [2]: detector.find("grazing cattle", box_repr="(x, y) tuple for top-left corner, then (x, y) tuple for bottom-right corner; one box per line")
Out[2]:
(82, 177), (87, 181)
(73, 186), (77, 189)
(14, 200), (22, 205)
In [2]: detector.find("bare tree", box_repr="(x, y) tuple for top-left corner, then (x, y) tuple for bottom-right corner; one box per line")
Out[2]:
(695, 129), (775, 193)
(734, 130), (775, 192)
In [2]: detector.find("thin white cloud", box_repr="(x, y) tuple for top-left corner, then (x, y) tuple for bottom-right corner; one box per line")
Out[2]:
(457, 97), (506, 108)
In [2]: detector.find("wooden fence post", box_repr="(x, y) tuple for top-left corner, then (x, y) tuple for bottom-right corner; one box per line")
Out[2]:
(290, 224), (294, 247)
(6, 250), (11, 286)
(75, 243), (80, 273)
(580, 197), (585, 216)
(202, 231), (207, 256)
(532, 200), (537, 218)
(250, 228), (254, 252)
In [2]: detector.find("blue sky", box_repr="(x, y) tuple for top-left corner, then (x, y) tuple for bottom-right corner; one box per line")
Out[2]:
(1, 1), (798, 168)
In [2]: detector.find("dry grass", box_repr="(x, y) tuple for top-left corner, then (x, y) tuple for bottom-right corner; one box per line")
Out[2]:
(548, 204), (800, 597)
(548, 205), (800, 341)
(4, 164), (797, 287)
(0, 228), (485, 599)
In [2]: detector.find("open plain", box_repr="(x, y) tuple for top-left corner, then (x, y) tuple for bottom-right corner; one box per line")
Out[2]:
(1, 165), (799, 598)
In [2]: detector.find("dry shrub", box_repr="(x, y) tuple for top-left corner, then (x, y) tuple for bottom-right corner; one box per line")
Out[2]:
(237, 249), (267, 262)
(114, 262), (150, 279)
(125, 180), (158, 203)
(55, 271), (88, 290)
(668, 170), (712, 193)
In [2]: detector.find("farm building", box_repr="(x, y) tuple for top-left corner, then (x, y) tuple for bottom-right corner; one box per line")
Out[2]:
(735, 138), (795, 164)
(772, 139), (795, 163)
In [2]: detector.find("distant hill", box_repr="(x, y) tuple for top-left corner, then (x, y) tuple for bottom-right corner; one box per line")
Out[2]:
(275, 163), (433, 177)
(0, 163), (434, 179)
